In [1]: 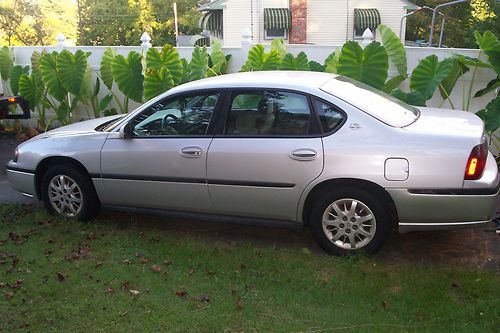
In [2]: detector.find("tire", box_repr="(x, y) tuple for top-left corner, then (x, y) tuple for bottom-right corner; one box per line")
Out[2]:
(309, 186), (390, 256)
(41, 165), (100, 221)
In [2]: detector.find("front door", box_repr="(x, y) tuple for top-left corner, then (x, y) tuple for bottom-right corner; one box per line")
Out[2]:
(100, 90), (221, 213)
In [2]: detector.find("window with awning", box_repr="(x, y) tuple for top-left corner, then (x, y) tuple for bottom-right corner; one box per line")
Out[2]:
(264, 8), (291, 39)
(354, 8), (381, 37)
(199, 10), (223, 38)
(264, 8), (291, 30)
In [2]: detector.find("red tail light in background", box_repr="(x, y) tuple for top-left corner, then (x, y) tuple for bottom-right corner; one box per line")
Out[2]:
(464, 141), (488, 180)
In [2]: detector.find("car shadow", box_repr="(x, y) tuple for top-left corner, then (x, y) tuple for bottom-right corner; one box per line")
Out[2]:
(96, 210), (499, 271)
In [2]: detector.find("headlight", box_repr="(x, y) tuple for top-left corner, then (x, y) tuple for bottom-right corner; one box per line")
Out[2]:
(13, 148), (19, 163)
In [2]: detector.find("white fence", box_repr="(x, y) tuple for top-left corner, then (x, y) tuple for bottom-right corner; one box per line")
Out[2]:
(2, 32), (498, 119)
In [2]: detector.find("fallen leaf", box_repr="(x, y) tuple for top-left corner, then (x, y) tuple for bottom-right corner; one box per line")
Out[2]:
(129, 290), (140, 296)
(0, 260), (6, 265)
(122, 259), (132, 265)
(150, 265), (161, 272)
(382, 300), (389, 309)
(87, 233), (96, 240)
(231, 288), (237, 295)
(196, 294), (210, 302)
(57, 272), (66, 282)
(105, 287), (114, 294)
(120, 310), (128, 317)
(163, 259), (173, 265)
(0, 283), (5, 288)
(11, 280), (23, 289)
(140, 258), (149, 264)
(188, 268), (195, 275)
(47, 238), (55, 244)
(144, 310), (152, 314)
(236, 297), (243, 310)
(206, 269), (216, 275)
(25, 268), (32, 273)
(95, 262), (104, 269)
(4, 291), (14, 300)
(175, 289), (187, 297)
(121, 281), (130, 292)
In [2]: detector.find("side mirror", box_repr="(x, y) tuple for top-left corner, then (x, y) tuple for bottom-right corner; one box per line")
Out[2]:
(121, 122), (133, 139)
(0, 96), (30, 119)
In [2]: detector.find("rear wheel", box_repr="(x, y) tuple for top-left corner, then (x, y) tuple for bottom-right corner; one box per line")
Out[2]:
(309, 187), (390, 255)
(41, 165), (100, 221)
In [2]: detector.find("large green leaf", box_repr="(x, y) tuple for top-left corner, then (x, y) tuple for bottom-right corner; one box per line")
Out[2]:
(308, 60), (325, 72)
(209, 39), (228, 76)
(279, 52), (309, 71)
(100, 48), (116, 90)
(337, 41), (389, 90)
(9, 65), (30, 96)
(40, 52), (66, 101)
(324, 49), (341, 74)
(0, 46), (13, 81)
(476, 96), (500, 133)
(271, 38), (287, 58)
(474, 77), (500, 97)
(410, 55), (453, 101)
(474, 31), (500, 74)
(390, 89), (426, 107)
(146, 45), (183, 85)
(111, 51), (144, 103)
(439, 58), (469, 100)
(56, 50), (88, 97)
(31, 51), (43, 72)
(240, 44), (281, 72)
(378, 24), (407, 77)
(19, 74), (39, 111)
(144, 67), (175, 101)
(383, 74), (406, 93)
(180, 58), (191, 84)
(189, 46), (209, 81)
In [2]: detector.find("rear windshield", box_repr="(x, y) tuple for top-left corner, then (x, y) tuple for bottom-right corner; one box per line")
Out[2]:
(320, 76), (419, 127)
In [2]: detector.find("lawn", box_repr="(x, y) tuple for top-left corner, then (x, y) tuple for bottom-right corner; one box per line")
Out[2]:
(0, 204), (498, 332)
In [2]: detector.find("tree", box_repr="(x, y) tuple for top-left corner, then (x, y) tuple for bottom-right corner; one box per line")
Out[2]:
(0, 0), (77, 46)
(405, 0), (498, 48)
(76, 0), (201, 46)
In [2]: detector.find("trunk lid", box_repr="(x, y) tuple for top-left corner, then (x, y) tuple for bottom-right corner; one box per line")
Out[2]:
(403, 107), (485, 140)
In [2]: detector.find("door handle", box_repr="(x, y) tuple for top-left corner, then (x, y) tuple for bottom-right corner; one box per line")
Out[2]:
(290, 148), (317, 161)
(180, 146), (204, 158)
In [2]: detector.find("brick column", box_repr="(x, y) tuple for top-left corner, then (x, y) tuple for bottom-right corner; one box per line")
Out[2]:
(289, 0), (307, 44)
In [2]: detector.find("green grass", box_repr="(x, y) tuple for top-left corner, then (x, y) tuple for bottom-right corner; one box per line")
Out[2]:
(0, 204), (498, 332)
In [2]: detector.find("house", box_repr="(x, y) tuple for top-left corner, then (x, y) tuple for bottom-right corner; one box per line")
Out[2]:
(198, 0), (418, 47)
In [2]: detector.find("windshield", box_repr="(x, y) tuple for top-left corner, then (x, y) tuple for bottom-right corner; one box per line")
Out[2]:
(320, 76), (419, 127)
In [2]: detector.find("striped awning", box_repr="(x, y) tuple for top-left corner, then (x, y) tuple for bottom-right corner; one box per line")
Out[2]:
(199, 10), (223, 37)
(354, 9), (381, 30)
(264, 8), (291, 29)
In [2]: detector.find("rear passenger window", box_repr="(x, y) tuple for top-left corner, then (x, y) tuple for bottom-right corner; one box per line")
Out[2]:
(225, 91), (312, 136)
(312, 98), (345, 133)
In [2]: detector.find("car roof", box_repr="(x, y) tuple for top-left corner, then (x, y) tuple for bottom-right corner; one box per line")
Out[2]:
(168, 71), (337, 94)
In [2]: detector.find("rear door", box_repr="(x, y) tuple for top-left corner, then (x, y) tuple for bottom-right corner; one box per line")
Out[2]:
(206, 89), (324, 222)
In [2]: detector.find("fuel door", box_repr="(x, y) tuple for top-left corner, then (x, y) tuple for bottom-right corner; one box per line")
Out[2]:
(385, 158), (409, 181)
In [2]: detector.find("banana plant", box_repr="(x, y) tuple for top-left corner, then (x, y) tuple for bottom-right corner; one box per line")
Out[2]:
(39, 50), (89, 126)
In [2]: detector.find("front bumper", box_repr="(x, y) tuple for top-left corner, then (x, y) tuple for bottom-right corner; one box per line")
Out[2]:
(6, 162), (36, 198)
(387, 180), (500, 233)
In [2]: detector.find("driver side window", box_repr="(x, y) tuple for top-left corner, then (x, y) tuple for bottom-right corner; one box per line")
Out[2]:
(131, 91), (219, 137)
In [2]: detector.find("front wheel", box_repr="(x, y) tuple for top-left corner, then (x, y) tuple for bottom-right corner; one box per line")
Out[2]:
(309, 187), (390, 255)
(41, 165), (100, 221)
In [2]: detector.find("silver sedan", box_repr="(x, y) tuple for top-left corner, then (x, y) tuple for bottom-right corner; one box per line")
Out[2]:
(6, 72), (499, 255)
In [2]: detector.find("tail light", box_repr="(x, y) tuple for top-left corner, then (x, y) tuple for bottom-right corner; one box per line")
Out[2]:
(464, 141), (488, 180)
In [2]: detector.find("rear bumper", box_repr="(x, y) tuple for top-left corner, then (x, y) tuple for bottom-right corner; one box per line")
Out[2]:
(6, 163), (36, 198)
(387, 180), (499, 233)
